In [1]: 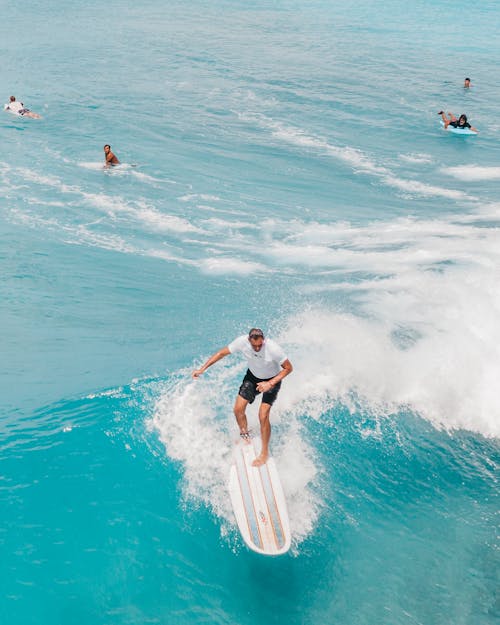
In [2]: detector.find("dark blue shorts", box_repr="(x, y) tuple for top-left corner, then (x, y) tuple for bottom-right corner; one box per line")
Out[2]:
(238, 369), (281, 406)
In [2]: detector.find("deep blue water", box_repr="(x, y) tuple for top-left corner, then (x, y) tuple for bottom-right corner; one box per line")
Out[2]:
(1, 1), (499, 624)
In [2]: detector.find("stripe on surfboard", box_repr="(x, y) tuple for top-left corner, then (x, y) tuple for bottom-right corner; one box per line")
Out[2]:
(235, 445), (262, 549)
(259, 462), (286, 549)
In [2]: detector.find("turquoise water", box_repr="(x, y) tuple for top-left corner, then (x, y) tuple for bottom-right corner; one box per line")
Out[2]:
(1, 1), (499, 623)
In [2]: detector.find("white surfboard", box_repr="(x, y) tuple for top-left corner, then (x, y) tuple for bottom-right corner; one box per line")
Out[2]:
(440, 120), (477, 135)
(228, 438), (291, 556)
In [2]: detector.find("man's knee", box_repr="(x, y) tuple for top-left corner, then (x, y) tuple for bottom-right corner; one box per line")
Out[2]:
(258, 406), (271, 422)
(234, 397), (248, 418)
(233, 405), (243, 419)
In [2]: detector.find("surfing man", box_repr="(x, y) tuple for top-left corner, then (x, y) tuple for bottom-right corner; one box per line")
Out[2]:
(104, 144), (120, 167)
(192, 328), (293, 466)
(4, 96), (41, 119)
(438, 111), (478, 132)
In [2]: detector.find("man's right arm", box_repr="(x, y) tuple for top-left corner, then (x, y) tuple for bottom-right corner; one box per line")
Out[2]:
(192, 346), (231, 378)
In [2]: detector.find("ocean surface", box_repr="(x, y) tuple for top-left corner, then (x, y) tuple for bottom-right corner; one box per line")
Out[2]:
(1, 1), (499, 623)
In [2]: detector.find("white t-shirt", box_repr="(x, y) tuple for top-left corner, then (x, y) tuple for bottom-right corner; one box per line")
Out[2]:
(6, 101), (24, 114)
(228, 335), (287, 379)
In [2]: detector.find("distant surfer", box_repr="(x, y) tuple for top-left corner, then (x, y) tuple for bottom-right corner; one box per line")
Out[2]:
(192, 328), (293, 466)
(104, 144), (120, 167)
(437, 111), (478, 132)
(464, 77), (471, 88)
(4, 95), (41, 119)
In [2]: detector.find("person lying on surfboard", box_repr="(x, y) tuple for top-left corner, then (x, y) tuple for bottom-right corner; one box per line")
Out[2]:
(192, 328), (293, 467)
(438, 111), (478, 132)
(4, 95), (42, 119)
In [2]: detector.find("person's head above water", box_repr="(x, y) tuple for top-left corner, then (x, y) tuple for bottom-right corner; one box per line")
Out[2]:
(104, 144), (111, 151)
(464, 77), (471, 88)
(9, 96), (16, 102)
(458, 114), (468, 125)
(248, 328), (265, 351)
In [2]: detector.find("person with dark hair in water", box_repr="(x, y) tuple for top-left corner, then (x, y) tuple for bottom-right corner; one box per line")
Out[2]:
(192, 328), (293, 466)
(4, 95), (41, 119)
(438, 111), (478, 132)
(464, 77), (471, 88)
(103, 144), (120, 167)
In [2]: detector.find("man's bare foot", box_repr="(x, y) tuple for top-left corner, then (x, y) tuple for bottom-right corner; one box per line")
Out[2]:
(252, 453), (268, 467)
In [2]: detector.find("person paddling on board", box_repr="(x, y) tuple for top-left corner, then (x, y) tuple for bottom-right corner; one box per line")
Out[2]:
(103, 144), (120, 167)
(4, 95), (41, 119)
(192, 328), (293, 466)
(438, 111), (478, 132)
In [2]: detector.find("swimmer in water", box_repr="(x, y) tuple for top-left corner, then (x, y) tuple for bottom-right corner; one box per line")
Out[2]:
(104, 144), (120, 167)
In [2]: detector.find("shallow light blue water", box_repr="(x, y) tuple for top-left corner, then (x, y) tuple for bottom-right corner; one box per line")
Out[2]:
(1, 1), (499, 624)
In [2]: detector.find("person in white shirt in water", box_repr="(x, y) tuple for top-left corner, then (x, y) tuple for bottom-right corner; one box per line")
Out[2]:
(192, 328), (293, 466)
(4, 96), (41, 118)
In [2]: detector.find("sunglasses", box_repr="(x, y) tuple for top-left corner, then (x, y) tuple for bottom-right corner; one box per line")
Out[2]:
(249, 334), (264, 340)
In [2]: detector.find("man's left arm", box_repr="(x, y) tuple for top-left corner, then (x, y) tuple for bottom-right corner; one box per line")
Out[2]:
(257, 359), (293, 393)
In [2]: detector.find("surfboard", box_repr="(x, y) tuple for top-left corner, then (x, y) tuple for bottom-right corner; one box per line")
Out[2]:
(228, 437), (291, 556)
(4, 107), (24, 117)
(3, 107), (41, 119)
(440, 120), (477, 135)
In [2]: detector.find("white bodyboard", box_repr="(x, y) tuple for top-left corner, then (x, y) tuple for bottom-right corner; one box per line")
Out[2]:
(228, 438), (291, 556)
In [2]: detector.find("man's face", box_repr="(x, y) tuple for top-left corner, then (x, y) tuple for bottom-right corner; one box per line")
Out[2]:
(249, 336), (264, 352)
(104, 146), (110, 154)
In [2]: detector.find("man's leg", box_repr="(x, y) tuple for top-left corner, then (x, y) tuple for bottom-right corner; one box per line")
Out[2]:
(445, 112), (457, 128)
(438, 111), (451, 128)
(253, 402), (271, 466)
(233, 394), (250, 437)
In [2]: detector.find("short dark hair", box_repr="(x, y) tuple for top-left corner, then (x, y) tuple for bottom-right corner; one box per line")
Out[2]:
(465, 77), (470, 81)
(248, 328), (264, 338)
(104, 144), (111, 149)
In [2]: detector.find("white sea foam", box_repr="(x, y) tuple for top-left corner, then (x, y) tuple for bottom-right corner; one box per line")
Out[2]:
(276, 261), (500, 439)
(66, 227), (137, 254)
(78, 161), (104, 171)
(9, 164), (196, 235)
(179, 193), (222, 202)
(444, 165), (500, 181)
(76, 192), (200, 234)
(267, 119), (388, 176)
(261, 216), (489, 275)
(129, 169), (162, 183)
(149, 366), (321, 548)
(99, 163), (164, 184)
(17, 168), (64, 187)
(201, 217), (259, 230)
(147, 248), (189, 264)
(399, 153), (433, 164)
(382, 175), (472, 200)
(131, 203), (200, 234)
(199, 256), (267, 275)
